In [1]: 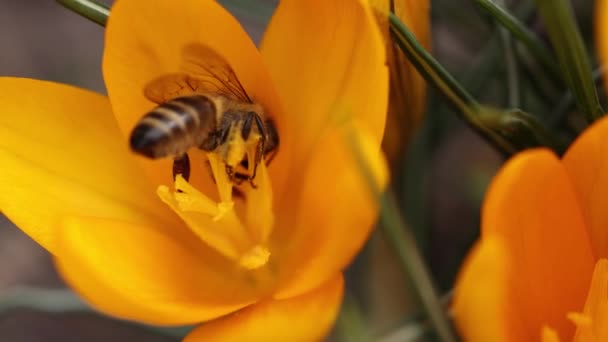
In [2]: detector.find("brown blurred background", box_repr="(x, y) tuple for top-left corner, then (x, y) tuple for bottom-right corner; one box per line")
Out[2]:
(0, 0), (597, 341)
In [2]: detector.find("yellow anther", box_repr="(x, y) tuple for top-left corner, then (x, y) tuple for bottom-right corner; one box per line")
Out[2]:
(213, 201), (234, 222)
(239, 245), (271, 270)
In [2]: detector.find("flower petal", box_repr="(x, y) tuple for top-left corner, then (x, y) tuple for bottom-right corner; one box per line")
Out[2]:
(563, 116), (608, 259)
(0, 77), (174, 254)
(103, 0), (284, 191)
(572, 258), (608, 342)
(55, 216), (262, 325)
(273, 123), (388, 298)
(372, 0), (430, 166)
(482, 149), (595, 340)
(261, 0), (388, 163)
(596, 0), (608, 95)
(184, 275), (343, 342)
(452, 237), (514, 342)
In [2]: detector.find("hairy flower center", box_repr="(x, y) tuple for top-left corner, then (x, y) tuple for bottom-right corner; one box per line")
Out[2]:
(157, 153), (274, 270)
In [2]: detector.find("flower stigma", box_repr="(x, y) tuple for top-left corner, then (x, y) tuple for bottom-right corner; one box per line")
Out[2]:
(157, 153), (274, 270)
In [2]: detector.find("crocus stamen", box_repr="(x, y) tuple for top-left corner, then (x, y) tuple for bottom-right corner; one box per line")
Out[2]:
(567, 312), (592, 328)
(563, 259), (608, 341)
(157, 154), (274, 270)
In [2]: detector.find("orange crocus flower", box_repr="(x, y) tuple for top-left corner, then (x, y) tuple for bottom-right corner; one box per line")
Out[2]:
(454, 2), (608, 340)
(452, 117), (608, 341)
(0, 0), (388, 340)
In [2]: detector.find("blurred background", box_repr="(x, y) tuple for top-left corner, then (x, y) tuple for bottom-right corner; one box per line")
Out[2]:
(0, 0), (598, 341)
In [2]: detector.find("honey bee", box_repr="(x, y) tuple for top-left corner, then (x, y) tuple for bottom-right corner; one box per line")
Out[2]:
(129, 44), (279, 186)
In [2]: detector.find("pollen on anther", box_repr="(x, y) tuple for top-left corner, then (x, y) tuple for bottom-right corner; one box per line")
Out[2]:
(239, 245), (271, 270)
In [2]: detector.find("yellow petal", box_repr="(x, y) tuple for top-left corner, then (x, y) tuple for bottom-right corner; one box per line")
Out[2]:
(482, 149), (594, 340)
(596, 0), (608, 95)
(372, 0), (431, 167)
(273, 123), (388, 298)
(395, 0), (432, 51)
(452, 237), (514, 342)
(103, 0), (285, 192)
(0, 77), (174, 254)
(563, 116), (608, 259)
(261, 0), (388, 169)
(55, 216), (261, 325)
(572, 258), (608, 342)
(184, 275), (344, 342)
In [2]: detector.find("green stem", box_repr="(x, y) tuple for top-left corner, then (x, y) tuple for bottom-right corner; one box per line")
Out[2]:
(376, 320), (429, 342)
(461, 1), (536, 95)
(378, 192), (456, 342)
(460, 39), (501, 95)
(376, 290), (454, 342)
(494, 0), (520, 108)
(389, 12), (562, 156)
(389, 14), (476, 108)
(221, 0), (275, 24)
(0, 287), (191, 338)
(389, 13), (518, 156)
(345, 127), (457, 342)
(551, 66), (606, 127)
(0, 287), (86, 313)
(336, 294), (372, 342)
(56, 0), (109, 26)
(518, 49), (561, 105)
(473, 0), (562, 85)
(535, 0), (604, 122)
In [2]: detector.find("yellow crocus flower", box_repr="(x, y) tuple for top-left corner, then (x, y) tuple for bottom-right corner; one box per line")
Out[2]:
(0, 0), (389, 340)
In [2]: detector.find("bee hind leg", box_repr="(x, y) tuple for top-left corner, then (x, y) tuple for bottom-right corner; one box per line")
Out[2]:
(172, 153), (191, 193)
(173, 153), (191, 182)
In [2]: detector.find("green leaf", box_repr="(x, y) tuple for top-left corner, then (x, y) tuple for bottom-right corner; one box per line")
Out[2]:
(0, 287), (193, 338)
(0, 287), (86, 313)
(336, 294), (372, 342)
(388, 13), (558, 156)
(343, 123), (457, 342)
(56, 0), (109, 27)
(535, 0), (604, 122)
(473, 0), (562, 85)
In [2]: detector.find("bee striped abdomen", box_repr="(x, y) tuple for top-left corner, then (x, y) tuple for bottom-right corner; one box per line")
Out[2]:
(129, 95), (217, 159)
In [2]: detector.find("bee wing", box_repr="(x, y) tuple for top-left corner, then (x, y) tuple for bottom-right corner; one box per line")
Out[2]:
(144, 43), (252, 104)
(143, 73), (202, 104)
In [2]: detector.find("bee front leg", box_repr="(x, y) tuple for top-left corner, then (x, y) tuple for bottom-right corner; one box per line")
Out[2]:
(247, 174), (258, 189)
(225, 164), (236, 183)
(173, 153), (191, 182)
(244, 139), (265, 189)
(246, 114), (267, 189)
